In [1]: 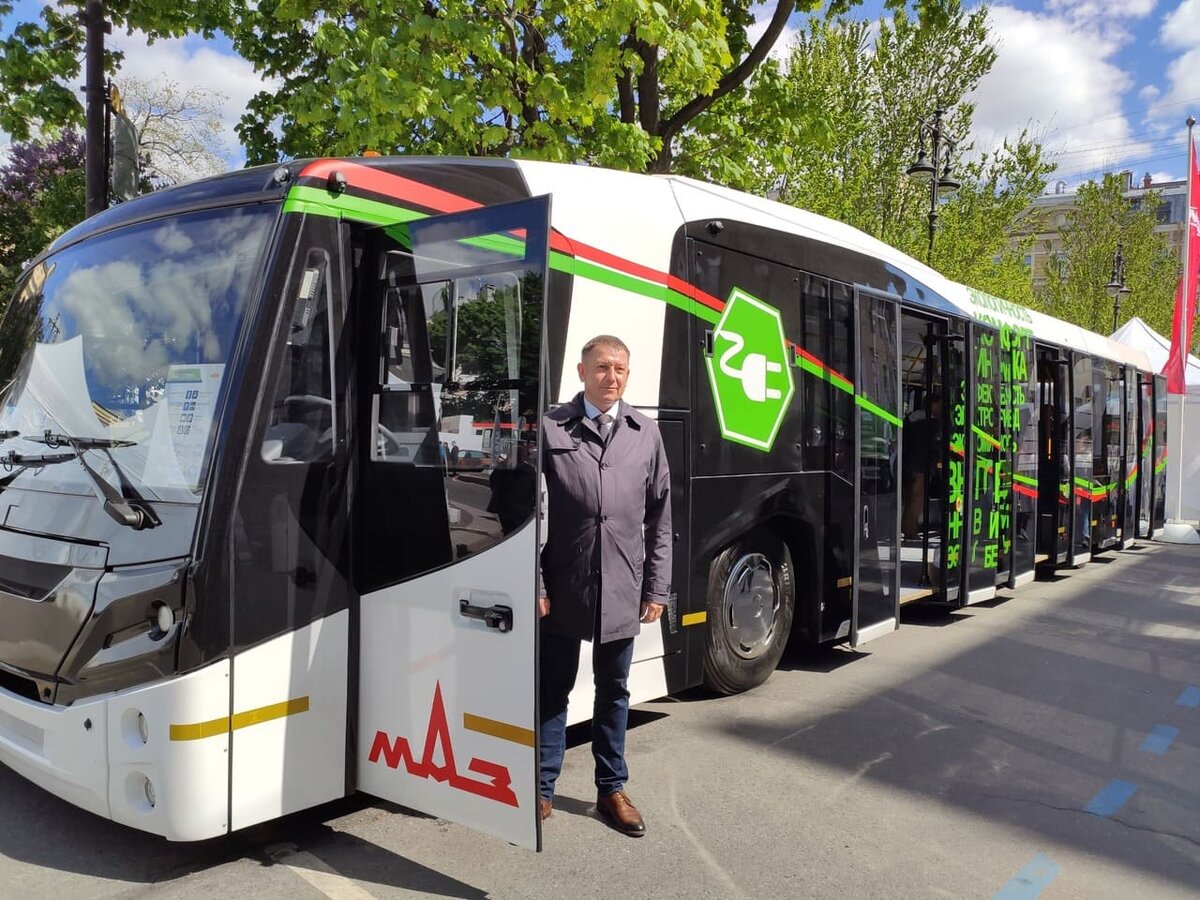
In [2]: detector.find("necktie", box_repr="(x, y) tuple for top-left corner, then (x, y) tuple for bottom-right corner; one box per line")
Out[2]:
(595, 412), (614, 444)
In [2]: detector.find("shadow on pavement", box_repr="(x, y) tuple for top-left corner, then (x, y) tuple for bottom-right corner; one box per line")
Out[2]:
(715, 541), (1200, 891)
(0, 774), (486, 897)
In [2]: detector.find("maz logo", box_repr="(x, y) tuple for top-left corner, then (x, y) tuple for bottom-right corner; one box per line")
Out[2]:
(368, 681), (519, 807)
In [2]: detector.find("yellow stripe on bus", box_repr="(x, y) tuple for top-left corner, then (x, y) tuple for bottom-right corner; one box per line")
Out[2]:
(463, 713), (535, 747)
(681, 611), (707, 626)
(170, 696), (310, 742)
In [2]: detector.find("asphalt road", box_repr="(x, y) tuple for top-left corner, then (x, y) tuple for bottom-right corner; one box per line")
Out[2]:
(3, 540), (1199, 899)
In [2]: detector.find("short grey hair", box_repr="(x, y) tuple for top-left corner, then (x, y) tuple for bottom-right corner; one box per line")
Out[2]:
(581, 334), (630, 361)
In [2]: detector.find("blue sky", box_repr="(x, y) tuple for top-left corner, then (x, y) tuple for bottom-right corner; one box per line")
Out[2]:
(3, 0), (1197, 186)
(756, 0), (1199, 185)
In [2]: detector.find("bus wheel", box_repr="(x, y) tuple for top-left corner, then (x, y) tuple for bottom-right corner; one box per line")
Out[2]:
(702, 530), (795, 695)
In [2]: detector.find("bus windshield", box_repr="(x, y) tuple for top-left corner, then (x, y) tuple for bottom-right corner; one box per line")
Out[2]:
(0, 204), (276, 502)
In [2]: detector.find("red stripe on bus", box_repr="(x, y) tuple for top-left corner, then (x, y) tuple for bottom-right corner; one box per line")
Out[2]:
(298, 160), (480, 215)
(1013, 483), (1038, 499)
(297, 159), (856, 389)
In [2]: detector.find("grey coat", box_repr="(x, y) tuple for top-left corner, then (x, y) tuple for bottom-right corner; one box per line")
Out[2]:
(540, 393), (672, 643)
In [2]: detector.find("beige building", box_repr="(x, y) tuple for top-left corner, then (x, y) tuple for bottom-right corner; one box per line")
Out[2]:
(1013, 171), (1188, 290)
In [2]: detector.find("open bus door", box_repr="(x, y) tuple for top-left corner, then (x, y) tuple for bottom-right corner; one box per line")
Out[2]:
(851, 287), (901, 647)
(1137, 373), (1154, 538)
(1036, 346), (1070, 567)
(1120, 367), (1138, 549)
(1068, 352), (1094, 567)
(963, 323), (1002, 604)
(1006, 326), (1039, 588)
(354, 196), (551, 850)
(1151, 374), (1168, 537)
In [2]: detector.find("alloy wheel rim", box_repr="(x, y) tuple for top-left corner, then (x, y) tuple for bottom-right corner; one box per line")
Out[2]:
(721, 553), (779, 660)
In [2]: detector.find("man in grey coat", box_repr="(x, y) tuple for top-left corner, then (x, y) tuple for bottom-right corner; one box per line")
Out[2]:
(538, 334), (672, 837)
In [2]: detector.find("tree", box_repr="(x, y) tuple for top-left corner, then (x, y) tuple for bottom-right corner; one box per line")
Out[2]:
(1037, 173), (1182, 340)
(0, 130), (85, 308)
(712, 2), (1052, 305)
(114, 76), (230, 187)
(227, 0), (812, 172)
(0, 81), (233, 312)
(0, 1), (230, 141)
(1, 2), (955, 175)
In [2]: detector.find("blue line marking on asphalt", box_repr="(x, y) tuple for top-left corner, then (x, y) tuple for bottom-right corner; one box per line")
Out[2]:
(993, 853), (1060, 899)
(1140, 725), (1179, 756)
(1084, 779), (1138, 817)
(1176, 686), (1200, 708)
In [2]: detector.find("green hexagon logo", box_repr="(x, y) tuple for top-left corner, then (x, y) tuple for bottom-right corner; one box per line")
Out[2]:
(705, 287), (794, 452)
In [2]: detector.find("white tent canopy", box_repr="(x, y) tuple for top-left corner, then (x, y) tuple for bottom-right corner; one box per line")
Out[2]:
(1110, 317), (1200, 395)
(1111, 317), (1200, 525)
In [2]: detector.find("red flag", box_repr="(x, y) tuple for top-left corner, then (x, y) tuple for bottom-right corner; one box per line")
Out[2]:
(1164, 134), (1200, 394)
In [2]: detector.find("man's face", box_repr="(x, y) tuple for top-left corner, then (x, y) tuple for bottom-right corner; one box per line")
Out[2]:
(577, 344), (630, 409)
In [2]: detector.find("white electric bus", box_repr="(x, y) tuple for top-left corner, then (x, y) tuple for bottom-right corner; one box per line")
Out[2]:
(0, 157), (1165, 850)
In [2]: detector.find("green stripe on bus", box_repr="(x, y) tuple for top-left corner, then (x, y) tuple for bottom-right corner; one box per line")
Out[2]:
(972, 425), (1003, 451)
(284, 183), (897, 424)
(1012, 473), (1038, 487)
(283, 186), (427, 226)
(549, 253), (720, 324)
(855, 395), (902, 427)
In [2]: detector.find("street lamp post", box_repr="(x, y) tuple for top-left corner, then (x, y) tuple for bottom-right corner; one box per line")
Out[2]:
(1106, 241), (1133, 332)
(905, 108), (961, 265)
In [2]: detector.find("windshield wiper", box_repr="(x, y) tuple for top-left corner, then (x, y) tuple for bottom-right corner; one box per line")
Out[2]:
(0, 430), (18, 441)
(2, 449), (78, 467)
(36, 431), (137, 450)
(17, 431), (158, 530)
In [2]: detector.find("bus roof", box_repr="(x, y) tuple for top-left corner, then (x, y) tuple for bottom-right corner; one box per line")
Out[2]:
(29, 156), (1153, 372)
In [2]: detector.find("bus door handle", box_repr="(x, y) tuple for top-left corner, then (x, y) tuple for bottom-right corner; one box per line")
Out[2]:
(459, 595), (513, 633)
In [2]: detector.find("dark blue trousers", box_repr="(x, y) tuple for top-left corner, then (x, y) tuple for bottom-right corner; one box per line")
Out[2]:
(538, 630), (635, 800)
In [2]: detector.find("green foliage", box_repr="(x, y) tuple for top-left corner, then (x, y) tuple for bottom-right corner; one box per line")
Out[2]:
(711, 0), (1051, 307)
(932, 131), (1055, 307)
(2, 1), (957, 176)
(0, 131), (85, 310)
(1036, 173), (1182, 340)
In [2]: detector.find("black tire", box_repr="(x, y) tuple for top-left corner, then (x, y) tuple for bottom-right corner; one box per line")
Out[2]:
(702, 529), (795, 695)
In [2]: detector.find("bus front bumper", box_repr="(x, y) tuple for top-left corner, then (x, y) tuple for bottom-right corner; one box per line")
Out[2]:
(0, 661), (232, 841)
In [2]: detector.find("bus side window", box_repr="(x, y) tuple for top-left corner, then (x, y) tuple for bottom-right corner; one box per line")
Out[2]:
(261, 247), (336, 464)
(375, 279), (451, 466)
(801, 273), (830, 471)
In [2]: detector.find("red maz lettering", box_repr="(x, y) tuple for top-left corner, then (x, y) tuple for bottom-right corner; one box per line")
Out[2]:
(368, 681), (518, 807)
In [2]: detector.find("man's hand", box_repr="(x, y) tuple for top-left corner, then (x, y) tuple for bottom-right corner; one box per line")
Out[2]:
(538, 596), (551, 618)
(639, 601), (665, 624)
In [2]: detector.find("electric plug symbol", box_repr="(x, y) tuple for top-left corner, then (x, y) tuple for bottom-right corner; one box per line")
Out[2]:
(718, 332), (783, 403)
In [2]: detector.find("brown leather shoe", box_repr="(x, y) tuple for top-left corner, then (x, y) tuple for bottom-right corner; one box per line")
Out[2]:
(540, 797), (552, 820)
(596, 790), (646, 836)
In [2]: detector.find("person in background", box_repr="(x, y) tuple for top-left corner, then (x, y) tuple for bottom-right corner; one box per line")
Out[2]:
(902, 394), (942, 538)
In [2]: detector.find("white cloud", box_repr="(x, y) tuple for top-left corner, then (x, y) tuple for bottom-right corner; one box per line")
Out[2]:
(1049, 0), (1158, 18)
(1142, 2), (1200, 164)
(1160, 0), (1200, 47)
(968, 5), (1154, 184)
(746, 1), (798, 63)
(108, 31), (276, 169)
